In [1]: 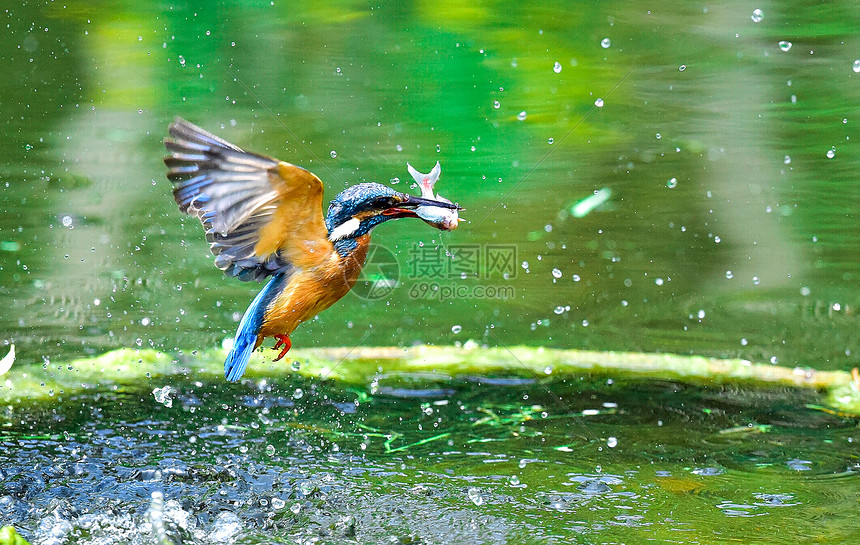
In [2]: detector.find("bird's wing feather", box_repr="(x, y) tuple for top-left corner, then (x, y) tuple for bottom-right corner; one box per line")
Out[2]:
(164, 117), (333, 281)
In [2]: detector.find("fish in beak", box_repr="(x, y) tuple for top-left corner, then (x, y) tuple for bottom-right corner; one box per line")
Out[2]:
(405, 162), (462, 231)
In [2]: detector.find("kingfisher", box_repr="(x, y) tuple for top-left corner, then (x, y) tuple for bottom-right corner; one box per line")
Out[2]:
(164, 118), (461, 381)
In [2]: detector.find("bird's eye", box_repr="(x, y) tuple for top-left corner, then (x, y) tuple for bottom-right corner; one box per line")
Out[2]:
(374, 196), (397, 208)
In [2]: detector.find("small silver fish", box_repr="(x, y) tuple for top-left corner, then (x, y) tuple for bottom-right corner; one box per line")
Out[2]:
(406, 161), (460, 231)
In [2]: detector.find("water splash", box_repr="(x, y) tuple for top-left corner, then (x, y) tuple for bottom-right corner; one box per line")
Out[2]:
(152, 386), (173, 408)
(467, 487), (483, 506)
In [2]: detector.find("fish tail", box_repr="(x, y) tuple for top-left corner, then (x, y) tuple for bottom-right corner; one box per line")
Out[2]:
(406, 162), (442, 196)
(224, 272), (287, 381)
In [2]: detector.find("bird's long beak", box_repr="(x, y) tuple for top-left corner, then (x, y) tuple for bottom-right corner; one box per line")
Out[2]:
(382, 194), (463, 217)
(400, 194), (461, 210)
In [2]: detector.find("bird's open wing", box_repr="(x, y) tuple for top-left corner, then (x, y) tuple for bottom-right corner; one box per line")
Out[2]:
(164, 117), (334, 281)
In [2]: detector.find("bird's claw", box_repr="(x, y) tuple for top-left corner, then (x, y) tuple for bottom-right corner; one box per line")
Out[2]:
(272, 335), (292, 361)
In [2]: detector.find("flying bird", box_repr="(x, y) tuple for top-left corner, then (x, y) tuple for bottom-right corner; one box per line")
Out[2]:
(164, 118), (460, 381)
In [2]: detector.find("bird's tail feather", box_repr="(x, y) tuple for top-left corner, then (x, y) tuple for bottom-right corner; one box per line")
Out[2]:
(224, 272), (287, 382)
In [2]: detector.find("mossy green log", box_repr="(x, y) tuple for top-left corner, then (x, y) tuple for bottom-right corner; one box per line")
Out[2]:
(1, 345), (858, 414)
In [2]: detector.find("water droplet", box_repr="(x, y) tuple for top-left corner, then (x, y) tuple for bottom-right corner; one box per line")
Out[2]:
(554, 306), (565, 315)
(853, 60), (860, 73)
(607, 436), (617, 448)
(553, 61), (562, 73)
(266, 444), (276, 456)
(697, 309), (706, 319)
(493, 100), (500, 109)
(61, 215), (73, 227)
(826, 148), (836, 159)
(600, 38), (611, 49)
(290, 503), (302, 514)
(517, 111), (527, 121)
(291, 361), (301, 372)
(666, 177), (677, 188)
(544, 365), (553, 375)
(271, 498), (285, 510)
(551, 268), (563, 279)
(784, 155), (791, 164)
(678, 64), (686, 72)
(725, 270), (734, 279)
(451, 325), (462, 334)
(330, 150), (337, 158)
(436, 144), (441, 153)
(655, 278), (664, 286)
(751, 9), (763, 23)
(594, 98), (604, 108)
(293, 388), (304, 399)
(467, 487), (483, 506)
(509, 475), (520, 486)
(152, 386), (173, 408)
(779, 41), (792, 52)
(655, 132), (662, 140)
(547, 138), (554, 144)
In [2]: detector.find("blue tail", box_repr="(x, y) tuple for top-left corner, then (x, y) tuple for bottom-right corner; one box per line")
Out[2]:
(224, 273), (287, 382)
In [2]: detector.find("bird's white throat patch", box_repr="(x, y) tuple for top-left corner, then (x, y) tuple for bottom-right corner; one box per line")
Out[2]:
(328, 217), (361, 241)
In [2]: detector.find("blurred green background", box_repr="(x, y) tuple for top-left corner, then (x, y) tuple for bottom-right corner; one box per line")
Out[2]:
(1, 0), (858, 371)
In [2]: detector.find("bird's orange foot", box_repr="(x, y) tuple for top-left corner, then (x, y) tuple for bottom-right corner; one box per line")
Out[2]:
(272, 335), (292, 362)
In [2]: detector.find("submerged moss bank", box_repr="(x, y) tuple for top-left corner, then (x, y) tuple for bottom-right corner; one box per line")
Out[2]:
(2, 345), (858, 414)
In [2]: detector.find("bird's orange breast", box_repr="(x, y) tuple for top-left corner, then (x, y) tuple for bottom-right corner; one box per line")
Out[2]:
(259, 235), (371, 338)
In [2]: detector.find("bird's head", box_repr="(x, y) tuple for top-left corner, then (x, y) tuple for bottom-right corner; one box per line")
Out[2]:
(325, 183), (459, 254)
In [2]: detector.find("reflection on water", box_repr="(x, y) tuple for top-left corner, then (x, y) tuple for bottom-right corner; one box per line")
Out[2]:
(1, 373), (858, 544)
(0, 1), (857, 370)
